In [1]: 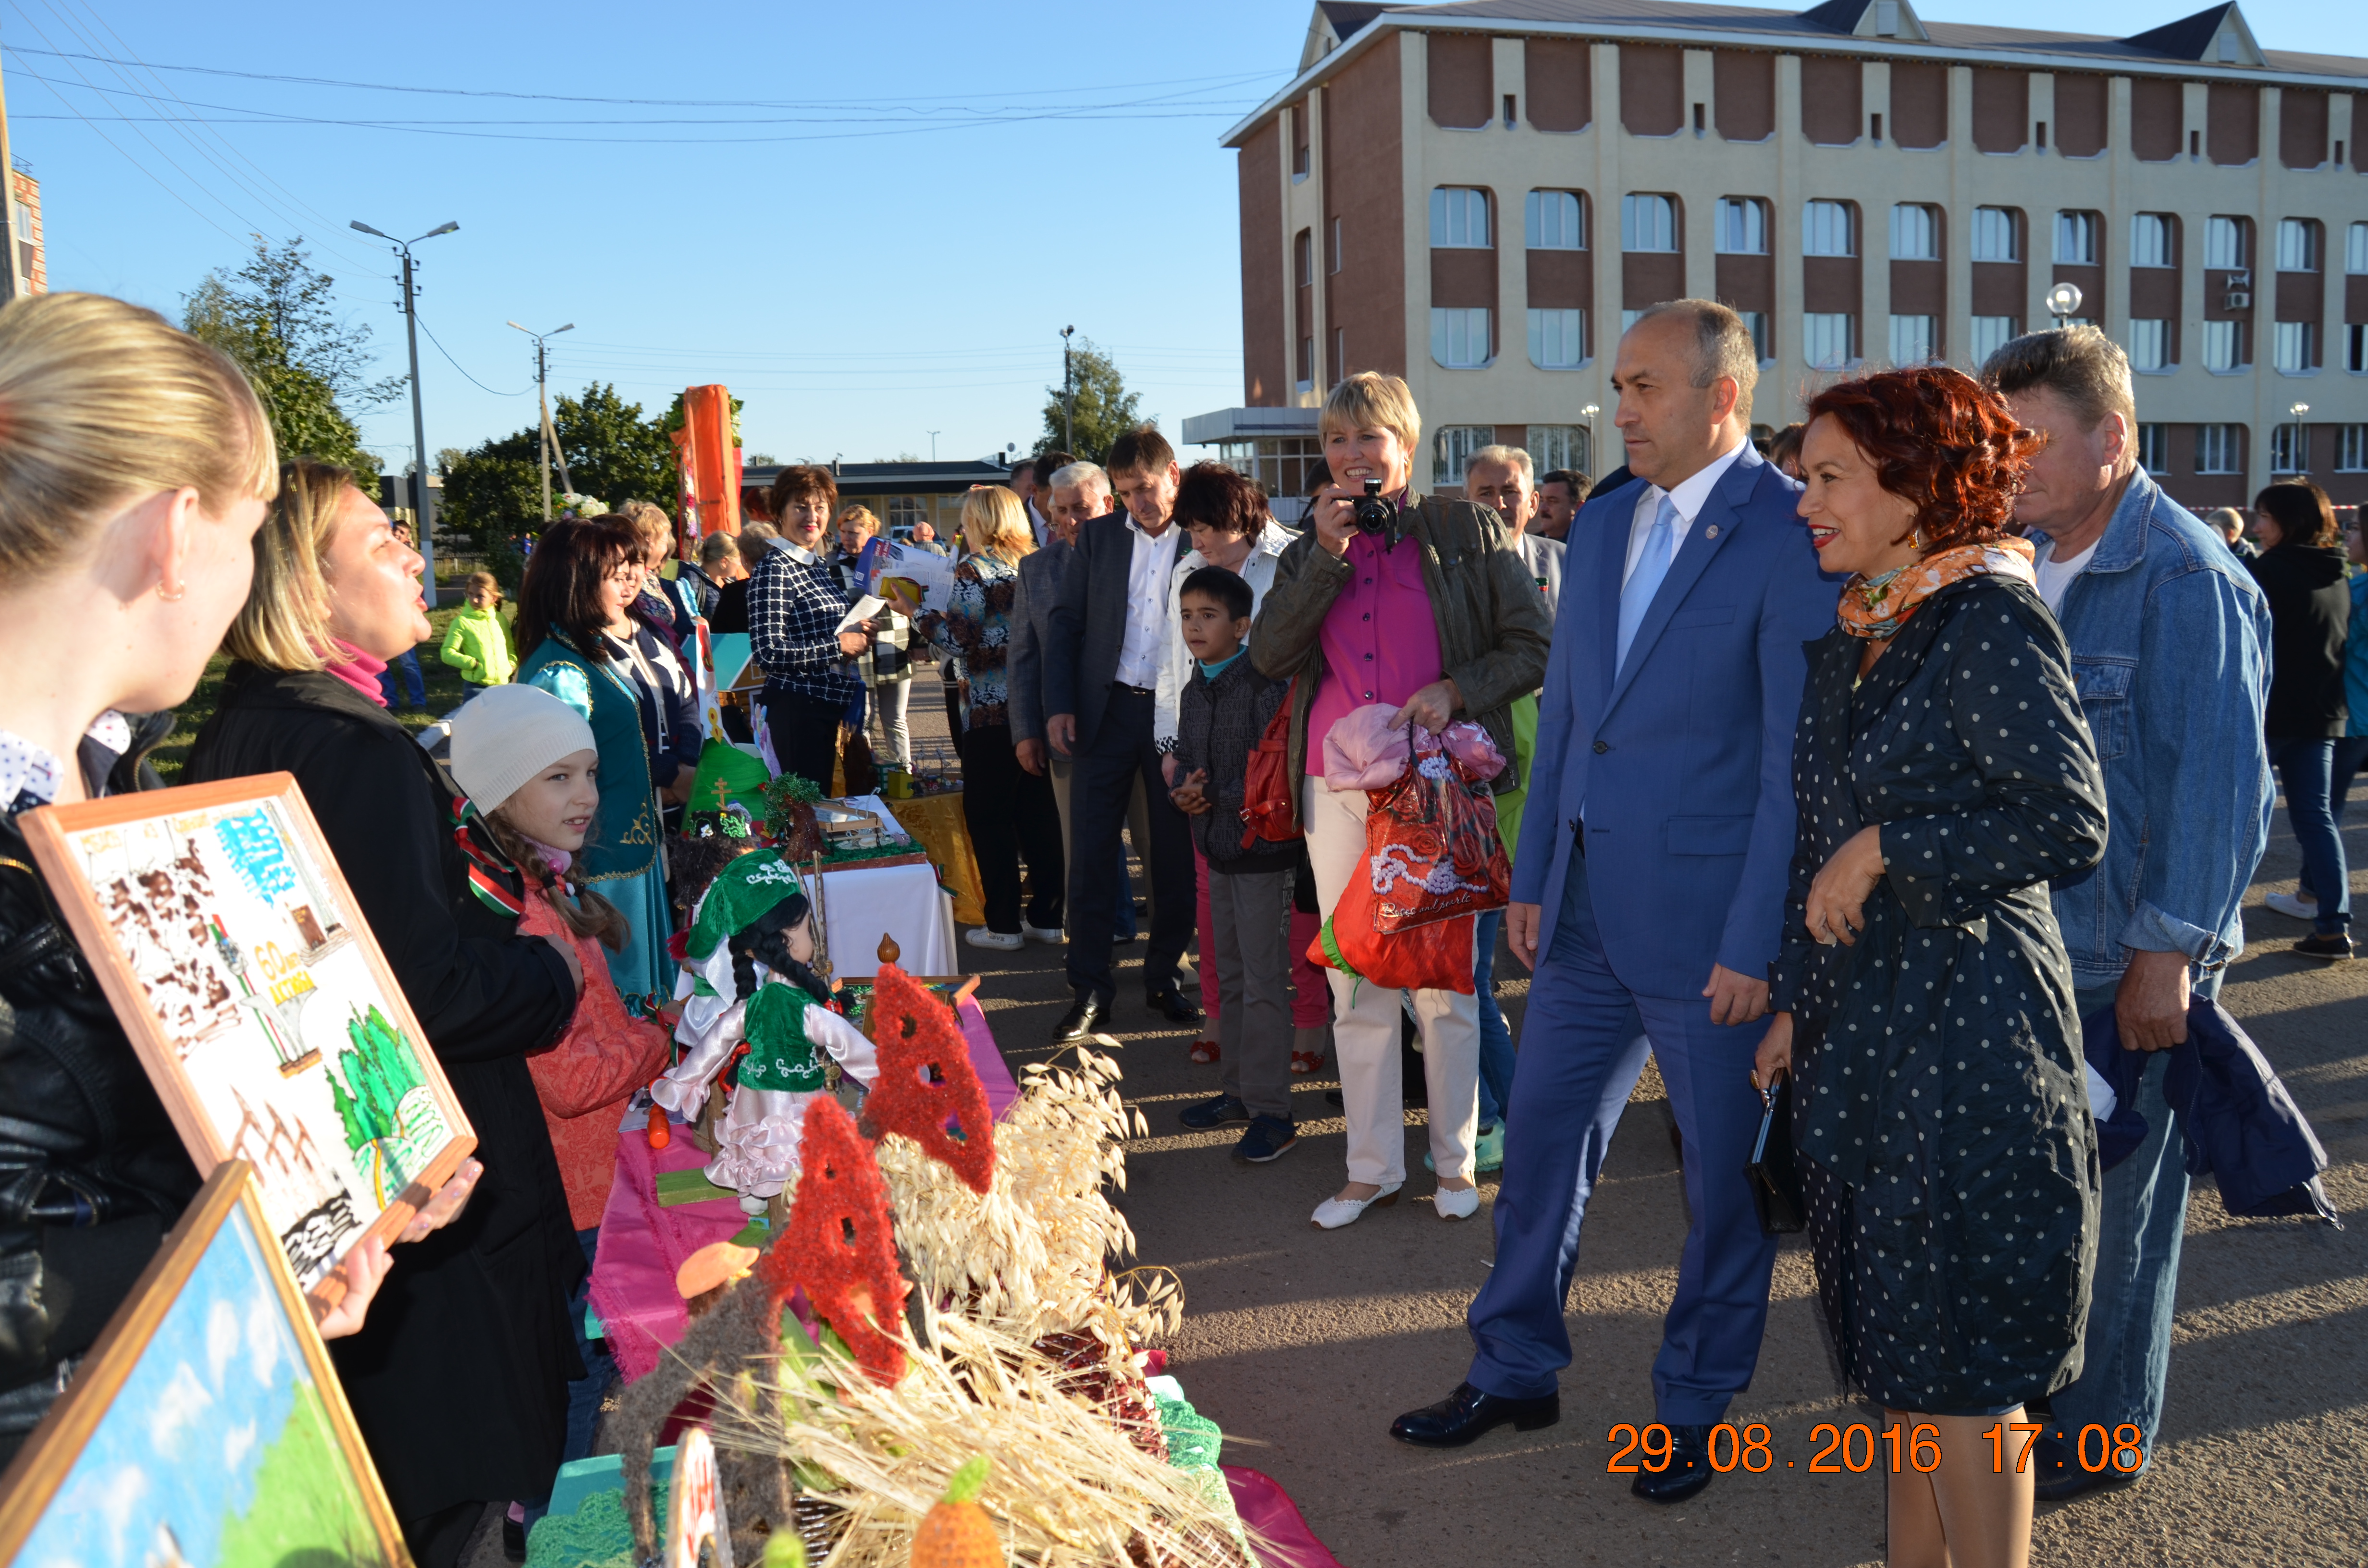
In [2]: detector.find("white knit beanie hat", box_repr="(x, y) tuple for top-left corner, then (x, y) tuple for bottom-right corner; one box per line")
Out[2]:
(448, 685), (599, 814)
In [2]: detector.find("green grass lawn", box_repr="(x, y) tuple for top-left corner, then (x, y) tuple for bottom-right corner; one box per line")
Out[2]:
(152, 601), (517, 781)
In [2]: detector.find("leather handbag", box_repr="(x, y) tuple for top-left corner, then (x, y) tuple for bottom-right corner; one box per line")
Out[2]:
(1239, 677), (1304, 847)
(1746, 1075), (1806, 1235)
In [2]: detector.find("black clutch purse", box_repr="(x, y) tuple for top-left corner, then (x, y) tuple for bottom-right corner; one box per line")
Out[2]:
(1747, 1076), (1806, 1235)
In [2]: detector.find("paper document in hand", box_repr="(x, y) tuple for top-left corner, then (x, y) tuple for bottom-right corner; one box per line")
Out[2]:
(835, 594), (886, 636)
(866, 541), (958, 616)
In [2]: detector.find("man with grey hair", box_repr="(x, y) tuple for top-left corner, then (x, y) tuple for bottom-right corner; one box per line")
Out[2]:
(2207, 505), (2258, 560)
(1983, 324), (2272, 1503)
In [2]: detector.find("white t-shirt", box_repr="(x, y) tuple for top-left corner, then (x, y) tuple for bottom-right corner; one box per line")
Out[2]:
(2035, 539), (2098, 614)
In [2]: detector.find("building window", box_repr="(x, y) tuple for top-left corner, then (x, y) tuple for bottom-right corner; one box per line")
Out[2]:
(1970, 316), (2022, 365)
(2127, 318), (2172, 372)
(1970, 207), (2020, 263)
(2130, 213), (2175, 268)
(1528, 308), (1588, 369)
(1621, 193), (1678, 253)
(1430, 187), (1492, 248)
(2273, 320), (2316, 373)
(1804, 313), (1854, 370)
(1739, 310), (1771, 361)
(1297, 334), (1315, 392)
(1888, 315), (1936, 364)
(2349, 221), (2368, 275)
(1295, 229), (1313, 289)
(2336, 424), (2368, 472)
(2349, 323), (2368, 374)
(2203, 320), (2245, 372)
(1329, 217), (1343, 273)
(2055, 211), (2100, 266)
(887, 496), (928, 533)
(1715, 197), (1767, 255)
(2196, 424), (2243, 474)
(1889, 204), (1938, 261)
(2135, 423), (2170, 473)
(1525, 190), (1587, 250)
(1431, 307), (1493, 368)
(1432, 425), (1495, 487)
(2205, 216), (2247, 270)
(2271, 422), (2308, 473)
(1527, 425), (1587, 474)
(1803, 200), (1856, 257)
(2276, 219), (2320, 273)
(1215, 437), (1325, 502)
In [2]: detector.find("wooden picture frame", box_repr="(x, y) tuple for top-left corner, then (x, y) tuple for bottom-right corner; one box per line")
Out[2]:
(20, 774), (476, 1311)
(0, 1161), (413, 1568)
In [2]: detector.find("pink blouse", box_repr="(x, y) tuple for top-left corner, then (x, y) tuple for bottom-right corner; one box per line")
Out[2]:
(1307, 529), (1444, 753)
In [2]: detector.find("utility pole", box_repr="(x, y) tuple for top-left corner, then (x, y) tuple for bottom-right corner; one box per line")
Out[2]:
(508, 320), (575, 520)
(354, 219), (459, 603)
(0, 49), (21, 303)
(926, 429), (940, 462)
(1061, 324), (1076, 452)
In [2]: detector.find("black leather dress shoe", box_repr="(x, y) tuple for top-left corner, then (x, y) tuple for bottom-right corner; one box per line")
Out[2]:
(1145, 987), (1203, 1025)
(1051, 995), (1107, 1043)
(1630, 1423), (1717, 1503)
(1389, 1381), (1560, 1448)
(2031, 1431), (2143, 1505)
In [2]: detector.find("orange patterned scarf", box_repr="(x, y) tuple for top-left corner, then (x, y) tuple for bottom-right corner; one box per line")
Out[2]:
(1836, 537), (2037, 641)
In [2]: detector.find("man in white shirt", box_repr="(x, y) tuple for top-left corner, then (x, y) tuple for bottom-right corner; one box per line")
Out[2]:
(1043, 427), (1202, 1040)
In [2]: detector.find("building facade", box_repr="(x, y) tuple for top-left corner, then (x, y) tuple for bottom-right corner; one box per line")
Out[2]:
(11, 160), (45, 296)
(1210, 0), (2368, 511)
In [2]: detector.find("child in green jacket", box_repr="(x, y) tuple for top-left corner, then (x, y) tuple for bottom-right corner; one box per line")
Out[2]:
(440, 571), (516, 692)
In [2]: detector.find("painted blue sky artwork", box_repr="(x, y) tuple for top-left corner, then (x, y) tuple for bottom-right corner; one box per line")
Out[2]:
(13, 1201), (383, 1568)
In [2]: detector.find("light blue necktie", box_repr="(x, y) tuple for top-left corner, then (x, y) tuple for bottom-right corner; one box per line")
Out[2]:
(1616, 493), (1679, 672)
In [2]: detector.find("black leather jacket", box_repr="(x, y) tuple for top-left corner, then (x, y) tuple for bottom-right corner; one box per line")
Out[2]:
(0, 712), (196, 1453)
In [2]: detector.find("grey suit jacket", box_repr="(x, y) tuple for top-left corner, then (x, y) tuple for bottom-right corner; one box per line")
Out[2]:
(1006, 537), (1071, 744)
(1044, 510), (1172, 753)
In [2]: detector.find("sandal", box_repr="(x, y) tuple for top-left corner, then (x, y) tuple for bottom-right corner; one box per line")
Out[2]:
(1188, 1040), (1222, 1065)
(1290, 1051), (1323, 1076)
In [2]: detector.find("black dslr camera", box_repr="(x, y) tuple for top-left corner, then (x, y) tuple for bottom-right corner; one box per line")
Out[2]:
(1352, 477), (1399, 543)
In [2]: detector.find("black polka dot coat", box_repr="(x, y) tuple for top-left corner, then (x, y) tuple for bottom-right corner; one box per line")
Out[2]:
(1769, 576), (2109, 1416)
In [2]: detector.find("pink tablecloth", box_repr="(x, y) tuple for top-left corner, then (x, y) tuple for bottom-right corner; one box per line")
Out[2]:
(1224, 1467), (1346, 1568)
(589, 995), (1016, 1381)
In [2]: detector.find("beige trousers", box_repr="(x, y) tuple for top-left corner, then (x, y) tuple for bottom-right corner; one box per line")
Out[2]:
(1302, 775), (1480, 1185)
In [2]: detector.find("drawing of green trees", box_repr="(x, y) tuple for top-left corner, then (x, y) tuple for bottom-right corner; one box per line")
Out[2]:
(328, 1005), (428, 1155)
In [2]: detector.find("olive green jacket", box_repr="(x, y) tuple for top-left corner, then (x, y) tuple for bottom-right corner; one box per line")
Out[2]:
(1250, 492), (1552, 830)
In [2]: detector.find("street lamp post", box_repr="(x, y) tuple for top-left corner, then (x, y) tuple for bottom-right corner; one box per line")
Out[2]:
(353, 219), (459, 604)
(2289, 402), (2311, 474)
(1060, 325), (1076, 452)
(926, 429), (940, 462)
(508, 320), (576, 521)
(1580, 403), (1601, 477)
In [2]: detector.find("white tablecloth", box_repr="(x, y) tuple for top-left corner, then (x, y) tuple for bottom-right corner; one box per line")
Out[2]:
(814, 859), (956, 979)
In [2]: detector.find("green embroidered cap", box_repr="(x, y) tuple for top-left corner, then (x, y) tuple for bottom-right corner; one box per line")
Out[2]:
(685, 849), (809, 961)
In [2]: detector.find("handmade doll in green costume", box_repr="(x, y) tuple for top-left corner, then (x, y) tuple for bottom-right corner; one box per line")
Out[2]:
(648, 850), (878, 1212)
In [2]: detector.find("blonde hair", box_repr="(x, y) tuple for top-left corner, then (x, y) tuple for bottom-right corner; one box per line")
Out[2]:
(961, 485), (1034, 564)
(222, 458), (363, 671)
(464, 569), (504, 607)
(836, 504), (880, 537)
(622, 499), (674, 560)
(1319, 372), (1423, 464)
(0, 293), (277, 581)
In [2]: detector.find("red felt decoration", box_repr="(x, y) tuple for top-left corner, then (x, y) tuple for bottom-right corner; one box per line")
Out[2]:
(763, 1096), (908, 1385)
(863, 964), (996, 1195)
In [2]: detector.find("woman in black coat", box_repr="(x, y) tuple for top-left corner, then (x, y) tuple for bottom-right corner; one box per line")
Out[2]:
(2246, 480), (2354, 959)
(186, 460), (583, 1568)
(1757, 368), (2108, 1568)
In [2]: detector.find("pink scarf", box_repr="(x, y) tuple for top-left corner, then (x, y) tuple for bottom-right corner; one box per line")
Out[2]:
(322, 639), (389, 707)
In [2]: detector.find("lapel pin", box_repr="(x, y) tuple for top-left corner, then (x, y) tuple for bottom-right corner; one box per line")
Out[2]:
(1705, 524), (1720, 539)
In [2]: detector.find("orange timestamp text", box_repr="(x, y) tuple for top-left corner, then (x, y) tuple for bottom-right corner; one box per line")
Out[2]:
(1604, 1421), (2147, 1475)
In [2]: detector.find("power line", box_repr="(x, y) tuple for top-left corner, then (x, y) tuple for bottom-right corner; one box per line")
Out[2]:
(410, 308), (530, 396)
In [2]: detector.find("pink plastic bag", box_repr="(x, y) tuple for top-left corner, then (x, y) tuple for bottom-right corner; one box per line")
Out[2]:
(1321, 703), (1505, 792)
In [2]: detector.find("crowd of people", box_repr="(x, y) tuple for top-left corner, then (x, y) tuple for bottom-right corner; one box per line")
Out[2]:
(0, 284), (2354, 1568)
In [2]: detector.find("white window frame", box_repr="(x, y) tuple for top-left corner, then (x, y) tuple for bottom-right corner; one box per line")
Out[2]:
(2203, 319), (2245, 372)
(1888, 314), (1936, 364)
(1526, 425), (1586, 475)
(2270, 422), (2308, 473)
(1295, 229), (1313, 289)
(2196, 424), (2242, 474)
(1429, 186), (1492, 249)
(1621, 193), (1678, 253)
(1431, 306), (1493, 369)
(2130, 213), (2174, 269)
(1804, 312), (1855, 370)
(1889, 203), (1938, 261)
(2276, 218), (2319, 273)
(2349, 221), (2368, 276)
(1527, 307), (1588, 369)
(1970, 316), (2022, 366)
(887, 496), (928, 533)
(2127, 318), (2171, 372)
(1432, 425), (1495, 487)
(2349, 322), (2368, 374)
(2273, 319), (2316, 374)
(1329, 216), (1343, 273)
(2336, 424), (2368, 472)
(1803, 200), (1856, 257)
(2205, 216), (2245, 270)
(1738, 310), (1772, 363)
(1970, 207), (2019, 263)
(1715, 197), (1767, 255)
(2055, 210), (2099, 266)
(2135, 423), (2170, 474)
(1525, 190), (1586, 251)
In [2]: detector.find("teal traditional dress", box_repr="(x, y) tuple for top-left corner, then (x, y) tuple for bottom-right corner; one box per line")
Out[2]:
(516, 630), (673, 1009)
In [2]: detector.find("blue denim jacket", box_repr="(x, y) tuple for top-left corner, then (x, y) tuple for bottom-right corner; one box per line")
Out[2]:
(2035, 467), (2273, 988)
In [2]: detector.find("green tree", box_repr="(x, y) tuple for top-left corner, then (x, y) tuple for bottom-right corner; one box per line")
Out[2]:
(1039, 337), (1140, 463)
(183, 237), (401, 488)
(440, 382), (676, 576)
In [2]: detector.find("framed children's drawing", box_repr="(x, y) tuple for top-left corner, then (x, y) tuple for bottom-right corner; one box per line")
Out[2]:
(19, 773), (475, 1310)
(0, 1160), (411, 1568)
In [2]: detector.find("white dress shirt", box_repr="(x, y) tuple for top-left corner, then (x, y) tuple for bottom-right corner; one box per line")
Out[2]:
(1623, 438), (1750, 585)
(1115, 515), (1184, 688)
(1152, 518), (1295, 749)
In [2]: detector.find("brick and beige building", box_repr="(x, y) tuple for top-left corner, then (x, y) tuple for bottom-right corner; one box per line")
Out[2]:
(1201, 0), (2368, 512)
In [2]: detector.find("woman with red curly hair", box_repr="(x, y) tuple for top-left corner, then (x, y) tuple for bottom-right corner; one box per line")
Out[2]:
(1753, 365), (2109, 1568)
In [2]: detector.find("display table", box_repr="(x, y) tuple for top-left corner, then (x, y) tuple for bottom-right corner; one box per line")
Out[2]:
(885, 789), (986, 927)
(587, 995), (1017, 1383)
(811, 853), (955, 979)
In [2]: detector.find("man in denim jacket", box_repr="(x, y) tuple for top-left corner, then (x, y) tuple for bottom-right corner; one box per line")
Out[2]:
(1986, 328), (2273, 1501)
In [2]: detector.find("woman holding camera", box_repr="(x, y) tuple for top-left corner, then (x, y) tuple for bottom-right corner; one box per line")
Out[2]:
(1251, 372), (1551, 1228)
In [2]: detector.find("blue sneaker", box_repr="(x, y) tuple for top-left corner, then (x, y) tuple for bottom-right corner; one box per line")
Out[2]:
(1232, 1116), (1299, 1163)
(1424, 1123), (1504, 1174)
(1179, 1093), (1249, 1129)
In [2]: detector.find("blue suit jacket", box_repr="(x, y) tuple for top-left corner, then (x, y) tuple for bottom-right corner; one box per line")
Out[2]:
(1512, 444), (1839, 997)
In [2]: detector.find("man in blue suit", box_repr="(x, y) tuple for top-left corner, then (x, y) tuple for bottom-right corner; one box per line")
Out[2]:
(1391, 301), (1838, 1503)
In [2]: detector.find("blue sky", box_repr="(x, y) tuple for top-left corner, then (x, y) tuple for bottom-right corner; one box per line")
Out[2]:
(7, 0), (2360, 473)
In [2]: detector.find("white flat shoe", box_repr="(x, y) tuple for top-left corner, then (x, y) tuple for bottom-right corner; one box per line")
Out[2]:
(1433, 1184), (1480, 1221)
(964, 927), (1024, 951)
(2266, 892), (2319, 921)
(1021, 922), (1065, 944)
(1311, 1183), (1402, 1230)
